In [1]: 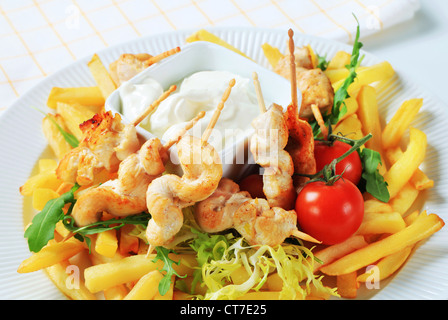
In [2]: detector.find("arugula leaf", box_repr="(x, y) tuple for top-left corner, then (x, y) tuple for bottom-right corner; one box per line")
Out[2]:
(359, 148), (390, 202)
(45, 114), (80, 148)
(316, 54), (329, 71)
(24, 183), (80, 253)
(330, 17), (364, 126)
(62, 212), (151, 251)
(33, 107), (79, 148)
(152, 246), (187, 296)
(312, 16), (364, 139)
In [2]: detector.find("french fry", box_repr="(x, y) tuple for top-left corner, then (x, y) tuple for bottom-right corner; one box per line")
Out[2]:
(38, 159), (58, 173)
(42, 114), (74, 159)
(312, 235), (368, 273)
(261, 43), (284, 68)
(55, 220), (71, 239)
(103, 285), (129, 300)
(186, 29), (252, 60)
(319, 211), (444, 276)
(339, 97), (359, 121)
(119, 225), (139, 255)
(46, 86), (105, 109)
(382, 98), (423, 150)
(173, 290), (193, 300)
(327, 51), (351, 70)
(236, 291), (293, 300)
(17, 238), (86, 273)
(383, 127), (427, 198)
(336, 271), (359, 299)
(123, 270), (163, 300)
(333, 113), (363, 140)
(32, 188), (60, 211)
(357, 246), (412, 283)
(356, 211), (406, 235)
(306, 44), (318, 69)
(19, 171), (62, 196)
(87, 54), (117, 99)
(95, 229), (118, 258)
(389, 182), (420, 216)
(333, 61), (395, 97)
(357, 85), (383, 156)
(266, 272), (283, 291)
(230, 266), (251, 285)
(404, 210), (419, 226)
(385, 146), (434, 191)
(45, 261), (97, 300)
(56, 101), (96, 141)
(84, 253), (197, 293)
(325, 68), (349, 84)
(363, 199), (393, 213)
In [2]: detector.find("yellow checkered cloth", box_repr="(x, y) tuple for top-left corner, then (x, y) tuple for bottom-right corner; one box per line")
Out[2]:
(0, 0), (419, 113)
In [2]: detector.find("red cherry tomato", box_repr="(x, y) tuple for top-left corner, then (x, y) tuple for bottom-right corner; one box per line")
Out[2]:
(239, 174), (265, 199)
(295, 178), (364, 245)
(314, 140), (363, 185)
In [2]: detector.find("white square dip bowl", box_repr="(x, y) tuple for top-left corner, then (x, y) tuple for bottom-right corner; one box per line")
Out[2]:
(105, 41), (300, 181)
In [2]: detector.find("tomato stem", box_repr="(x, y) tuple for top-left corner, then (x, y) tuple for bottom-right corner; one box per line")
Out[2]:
(299, 133), (372, 186)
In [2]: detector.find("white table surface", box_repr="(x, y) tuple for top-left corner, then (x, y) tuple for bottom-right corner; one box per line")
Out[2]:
(363, 0), (448, 104)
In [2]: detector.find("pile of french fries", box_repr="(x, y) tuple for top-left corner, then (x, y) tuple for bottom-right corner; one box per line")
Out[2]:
(17, 31), (444, 300)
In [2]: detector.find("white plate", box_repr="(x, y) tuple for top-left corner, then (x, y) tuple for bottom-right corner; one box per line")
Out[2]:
(1, 27), (447, 300)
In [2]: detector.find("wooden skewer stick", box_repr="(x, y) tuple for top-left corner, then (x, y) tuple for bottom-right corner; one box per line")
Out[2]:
(292, 229), (321, 244)
(252, 72), (267, 114)
(311, 104), (329, 140)
(288, 29), (299, 113)
(144, 47), (181, 67)
(146, 245), (155, 258)
(201, 78), (236, 144)
(162, 111), (206, 152)
(131, 85), (177, 127)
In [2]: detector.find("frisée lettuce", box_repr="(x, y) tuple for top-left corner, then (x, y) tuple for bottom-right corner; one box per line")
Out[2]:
(188, 229), (338, 300)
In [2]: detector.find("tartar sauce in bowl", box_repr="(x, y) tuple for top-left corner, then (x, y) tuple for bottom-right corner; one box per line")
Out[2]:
(120, 70), (264, 153)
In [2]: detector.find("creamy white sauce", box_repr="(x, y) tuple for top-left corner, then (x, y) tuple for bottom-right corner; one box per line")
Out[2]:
(119, 71), (263, 152)
(119, 77), (164, 128)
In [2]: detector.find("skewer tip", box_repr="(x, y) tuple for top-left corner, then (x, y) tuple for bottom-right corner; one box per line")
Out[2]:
(288, 28), (294, 38)
(252, 72), (258, 81)
(146, 245), (155, 258)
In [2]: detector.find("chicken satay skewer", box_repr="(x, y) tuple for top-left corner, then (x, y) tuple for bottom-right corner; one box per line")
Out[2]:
(201, 78), (236, 145)
(283, 29), (317, 190)
(131, 85), (177, 127)
(146, 82), (233, 254)
(251, 72), (296, 208)
(56, 85), (177, 187)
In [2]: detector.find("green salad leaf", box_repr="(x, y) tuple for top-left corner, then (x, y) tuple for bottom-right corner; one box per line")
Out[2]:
(312, 16), (364, 138)
(62, 212), (151, 251)
(359, 148), (390, 202)
(33, 107), (79, 148)
(316, 53), (329, 71)
(24, 183), (80, 253)
(152, 246), (187, 296)
(188, 228), (230, 294)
